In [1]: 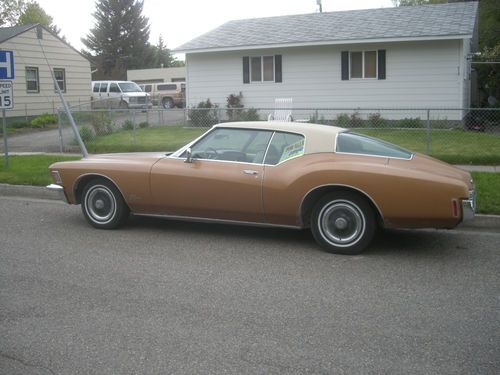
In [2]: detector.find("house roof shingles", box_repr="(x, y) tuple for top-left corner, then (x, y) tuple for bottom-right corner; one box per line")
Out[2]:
(0, 24), (36, 44)
(175, 2), (478, 53)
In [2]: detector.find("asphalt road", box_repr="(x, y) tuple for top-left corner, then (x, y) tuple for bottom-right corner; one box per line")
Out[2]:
(0, 197), (499, 375)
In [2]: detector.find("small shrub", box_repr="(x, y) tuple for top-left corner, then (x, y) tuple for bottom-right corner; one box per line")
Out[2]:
(139, 121), (150, 129)
(122, 120), (134, 131)
(350, 111), (363, 128)
(398, 117), (422, 128)
(336, 113), (351, 127)
(78, 126), (94, 143)
(240, 108), (260, 121)
(7, 119), (30, 129)
(91, 113), (114, 135)
(226, 92), (244, 121)
(368, 113), (388, 128)
(188, 99), (219, 127)
(31, 113), (57, 128)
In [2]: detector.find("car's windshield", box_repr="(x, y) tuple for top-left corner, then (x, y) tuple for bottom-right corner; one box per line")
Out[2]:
(336, 132), (413, 159)
(118, 82), (142, 93)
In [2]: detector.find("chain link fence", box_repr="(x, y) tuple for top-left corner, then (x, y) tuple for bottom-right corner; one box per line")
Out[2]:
(2, 103), (499, 164)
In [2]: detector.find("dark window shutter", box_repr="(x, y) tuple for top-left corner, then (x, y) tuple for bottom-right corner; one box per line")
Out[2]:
(275, 55), (282, 83)
(243, 56), (250, 84)
(378, 50), (386, 80)
(341, 51), (349, 80)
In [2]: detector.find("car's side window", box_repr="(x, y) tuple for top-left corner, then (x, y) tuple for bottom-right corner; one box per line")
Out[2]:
(265, 132), (305, 165)
(189, 128), (273, 163)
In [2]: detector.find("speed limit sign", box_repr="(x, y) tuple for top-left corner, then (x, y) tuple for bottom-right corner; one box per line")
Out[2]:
(0, 80), (13, 109)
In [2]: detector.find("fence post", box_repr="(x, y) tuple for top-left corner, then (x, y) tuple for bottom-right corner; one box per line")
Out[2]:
(158, 109), (161, 127)
(426, 109), (430, 154)
(57, 110), (64, 153)
(132, 111), (137, 149)
(25, 104), (28, 123)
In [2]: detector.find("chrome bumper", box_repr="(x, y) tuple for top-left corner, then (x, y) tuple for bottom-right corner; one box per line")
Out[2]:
(46, 184), (68, 203)
(461, 189), (476, 222)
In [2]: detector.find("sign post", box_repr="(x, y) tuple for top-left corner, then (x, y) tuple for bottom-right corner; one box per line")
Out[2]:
(0, 50), (15, 169)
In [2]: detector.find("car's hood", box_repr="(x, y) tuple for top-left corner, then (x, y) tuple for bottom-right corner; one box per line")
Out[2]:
(389, 153), (472, 188)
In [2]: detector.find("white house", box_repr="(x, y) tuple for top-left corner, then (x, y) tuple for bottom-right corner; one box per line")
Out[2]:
(174, 2), (478, 119)
(0, 24), (91, 118)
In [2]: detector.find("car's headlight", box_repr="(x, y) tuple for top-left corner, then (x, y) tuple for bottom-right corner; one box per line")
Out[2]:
(51, 170), (62, 184)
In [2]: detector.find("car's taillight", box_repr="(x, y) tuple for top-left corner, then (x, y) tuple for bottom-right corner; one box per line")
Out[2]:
(451, 199), (459, 217)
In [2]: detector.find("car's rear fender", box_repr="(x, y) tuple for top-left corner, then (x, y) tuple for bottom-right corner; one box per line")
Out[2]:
(299, 184), (385, 228)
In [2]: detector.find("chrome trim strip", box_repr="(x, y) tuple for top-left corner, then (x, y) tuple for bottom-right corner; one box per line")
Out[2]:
(133, 213), (302, 230)
(335, 150), (414, 161)
(298, 184), (385, 227)
(46, 184), (68, 203)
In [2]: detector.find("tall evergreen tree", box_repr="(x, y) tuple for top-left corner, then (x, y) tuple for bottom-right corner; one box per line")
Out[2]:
(155, 35), (175, 68)
(82, 0), (151, 77)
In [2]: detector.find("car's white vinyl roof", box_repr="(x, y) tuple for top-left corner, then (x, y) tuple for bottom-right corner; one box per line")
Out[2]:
(214, 121), (345, 154)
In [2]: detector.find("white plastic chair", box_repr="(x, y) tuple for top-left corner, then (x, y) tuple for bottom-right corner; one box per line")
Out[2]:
(268, 98), (293, 122)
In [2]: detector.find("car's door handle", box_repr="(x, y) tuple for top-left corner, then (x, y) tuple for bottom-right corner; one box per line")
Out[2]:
(243, 169), (259, 176)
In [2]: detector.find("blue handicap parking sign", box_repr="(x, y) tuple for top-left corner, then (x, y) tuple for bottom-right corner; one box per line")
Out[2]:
(0, 51), (15, 79)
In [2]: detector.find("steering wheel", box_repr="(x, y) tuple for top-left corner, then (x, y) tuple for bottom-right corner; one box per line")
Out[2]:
(204, 147), (219, 159)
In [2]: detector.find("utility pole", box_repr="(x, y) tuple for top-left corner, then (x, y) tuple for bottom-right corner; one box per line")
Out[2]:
(317, 0), (323, 13)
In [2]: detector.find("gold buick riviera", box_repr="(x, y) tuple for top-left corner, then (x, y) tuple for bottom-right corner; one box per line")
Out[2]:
(47, 121), (476, 255)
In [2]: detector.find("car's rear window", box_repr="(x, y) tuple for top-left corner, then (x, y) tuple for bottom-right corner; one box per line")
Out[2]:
(336, 132), (412, 160)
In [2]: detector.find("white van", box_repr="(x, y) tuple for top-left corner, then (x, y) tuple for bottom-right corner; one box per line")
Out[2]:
(91, 81), (152, 109)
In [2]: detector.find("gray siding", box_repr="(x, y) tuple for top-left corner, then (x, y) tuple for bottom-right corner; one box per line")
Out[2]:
(1, 27), (91, 118)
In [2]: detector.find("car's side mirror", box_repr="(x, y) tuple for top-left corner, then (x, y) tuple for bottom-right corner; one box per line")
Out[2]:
(185, 147), (193, 163)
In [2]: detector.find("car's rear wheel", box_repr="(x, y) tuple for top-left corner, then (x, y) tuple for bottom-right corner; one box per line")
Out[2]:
(311, 192), (376, 255)
(162, 97), (174, 109)
(81, 179), (129, 229)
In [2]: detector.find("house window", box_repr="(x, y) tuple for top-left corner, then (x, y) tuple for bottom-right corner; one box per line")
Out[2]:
(243, 55), (282, 84)
(350, 51), (377, 79)
(53, 68), (66, 92)
(26, 67), (39, 93)
(250, 56), (275, 82)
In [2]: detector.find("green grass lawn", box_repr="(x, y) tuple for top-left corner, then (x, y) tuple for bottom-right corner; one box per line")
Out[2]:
(1, 155), (499, 215)
(85, 126), (206, 153)
(0, 155), (80, 186)
(471, 172), (500, 215)
(357, 129), (500, 165)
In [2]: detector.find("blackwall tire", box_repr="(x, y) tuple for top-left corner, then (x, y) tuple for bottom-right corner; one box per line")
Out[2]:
(311, 192), (376, 255)
(81, 179), (129, 229)
(162, 98), (174, 109)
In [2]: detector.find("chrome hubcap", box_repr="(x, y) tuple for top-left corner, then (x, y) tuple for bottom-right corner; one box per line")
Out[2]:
(85, 185), (116, 224)
(318, 200), (365, 247)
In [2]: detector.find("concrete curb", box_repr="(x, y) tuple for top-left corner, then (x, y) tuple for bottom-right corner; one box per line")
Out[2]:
(0, 183), (499, 231)
(0, 183), (61, 201)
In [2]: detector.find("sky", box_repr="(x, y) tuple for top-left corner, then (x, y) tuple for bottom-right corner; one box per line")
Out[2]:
(35, 0), (394, 58)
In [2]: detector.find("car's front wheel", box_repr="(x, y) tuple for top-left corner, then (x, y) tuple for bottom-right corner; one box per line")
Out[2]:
(311, 192), (376, 255)
(81, 179), (129, 229)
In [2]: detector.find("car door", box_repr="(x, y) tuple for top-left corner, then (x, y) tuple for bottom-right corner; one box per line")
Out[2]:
(150, 128), (273, 222)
